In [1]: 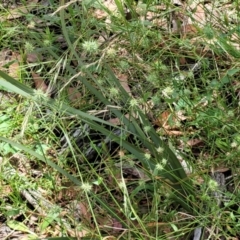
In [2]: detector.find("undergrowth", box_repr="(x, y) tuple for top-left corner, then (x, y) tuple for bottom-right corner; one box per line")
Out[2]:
(0, 0), (240, 239)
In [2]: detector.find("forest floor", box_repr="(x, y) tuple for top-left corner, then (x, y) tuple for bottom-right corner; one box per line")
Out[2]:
(0, 0), (240, 239)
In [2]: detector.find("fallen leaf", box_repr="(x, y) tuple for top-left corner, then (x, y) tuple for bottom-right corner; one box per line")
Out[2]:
(213, 167), (230, 173)
(100, 216), (123, 234)
(31, 72), (49, 93)
(186, 138), (204, 147)
(188, 3), (206, 25)
(111, 218), (123, 233)
(181, 24), (198, 37)
(108, 114), (130, 125)
(92, 9), (108, 19)
(155, 110), (189, 129)
(8, 61), (20, 79)
(67, 228), (90, 238)
(26, 53), (42, 63)
(102, 236), (117, 240)
(0, 49), (12, 70)
(175, 110), (188, 121)
(0, 185), (12, 198)
(108, 117), (122, 125)
(117, 73), (132, 95)
(67, 87), (82, 105)
(92, 0), (118, 19)
(0, 50), (21, 78)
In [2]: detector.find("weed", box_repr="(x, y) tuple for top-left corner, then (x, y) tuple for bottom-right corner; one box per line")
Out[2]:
(0, 0), (240, 239)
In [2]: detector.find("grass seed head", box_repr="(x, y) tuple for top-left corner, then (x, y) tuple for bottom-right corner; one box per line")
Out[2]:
(82, 40), (99, 54)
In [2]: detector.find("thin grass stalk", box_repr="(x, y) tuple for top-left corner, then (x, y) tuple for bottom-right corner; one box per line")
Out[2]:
(0, 136), (132, 230)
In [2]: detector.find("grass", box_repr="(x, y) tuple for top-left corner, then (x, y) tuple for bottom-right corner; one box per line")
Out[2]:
(0, 0), (240, 239)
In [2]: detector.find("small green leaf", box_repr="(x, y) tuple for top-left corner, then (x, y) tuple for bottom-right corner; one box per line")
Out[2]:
(7, 220), (37, 236)
(93, 177), (103, 186)
(221, 75), (230, 84)
(227, 68), (240, 76)
(170, 223), (178, 232)
(40, 206), (61, 231)
(5, 208), (20, 217)
(230, 212), (236, 221)
(0, 115), (13, 135)
(35, 143), (49, 155)
(0, 142), (18, 155)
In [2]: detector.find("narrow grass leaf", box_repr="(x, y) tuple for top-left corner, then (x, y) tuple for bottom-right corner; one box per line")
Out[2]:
(0, 70), (34, 97)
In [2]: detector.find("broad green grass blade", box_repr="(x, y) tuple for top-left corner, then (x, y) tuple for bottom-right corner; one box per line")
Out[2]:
(0, 63), (196, 213)
(0, 70), (34, 97)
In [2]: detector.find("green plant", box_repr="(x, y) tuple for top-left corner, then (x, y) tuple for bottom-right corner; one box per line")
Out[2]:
(1, 0), (240, 238)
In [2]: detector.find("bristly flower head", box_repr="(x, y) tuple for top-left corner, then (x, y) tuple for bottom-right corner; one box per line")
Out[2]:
(162, 86), (173, 98)
(162, 158), (167, 165)
(43, 39), (52, 47)
(144, 153), (151, 160)
(106, 47), (117, 57)
(208, 179), (218, 191)
(231, 141), (237, 148)
(151, 95), (160, 105)
(25, 42), (34, 53)
(129, 98), (138, 107)
(82, 40), (99, 54)
(81, 182), (92, 193)
(143, 125), (151, 133)
(156, 146), (164, 154)
(155, 163), (164, 170)
(109, 87), (119, 97)
(32, 89), (49, 102)
(154, 157), (167, 175)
